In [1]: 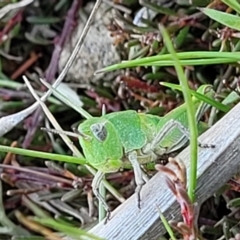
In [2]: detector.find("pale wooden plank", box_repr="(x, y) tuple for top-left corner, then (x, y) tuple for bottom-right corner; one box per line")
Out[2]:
(90, 102), (240, 240)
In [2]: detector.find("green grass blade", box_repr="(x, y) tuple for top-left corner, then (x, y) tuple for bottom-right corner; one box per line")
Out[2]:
(140, 0), (176, 16)
(156, 206), (177, 240)
(26, 16), (61, 24)
(200, 8), (240, 31)
(34, 218), (104, 240)
(95, 51), (240, 73)
(0, 145), (86, 165)
(221, 0), (240, 15)
(160, 82), (230, 113)
(159, 24), (198, 202)
(222, 91), (240, 105)
(133, 58), (236, 66)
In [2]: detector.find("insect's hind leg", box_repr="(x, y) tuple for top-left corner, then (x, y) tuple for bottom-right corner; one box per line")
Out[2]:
(92, 170), (111, 222)
(148, 119), (214, 154)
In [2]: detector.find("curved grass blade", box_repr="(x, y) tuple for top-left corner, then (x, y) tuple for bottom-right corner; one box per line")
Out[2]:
(131, 58), (237, 67)
(35, 218), (104, 240)
(159, 24), (198, 202)
(95, 51), (240, 74)
(160, 82), (230, 113)
(200, 8), (240, 31)
(221, 0), (240, 15)
(156, 206), (177, 240)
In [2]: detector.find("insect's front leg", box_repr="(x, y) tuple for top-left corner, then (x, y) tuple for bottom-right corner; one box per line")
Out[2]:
(92, 170), (111, 221)
(128, 151), (146, 209)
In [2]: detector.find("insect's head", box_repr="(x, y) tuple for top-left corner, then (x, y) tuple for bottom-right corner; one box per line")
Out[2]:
(77, 117), (123, 172)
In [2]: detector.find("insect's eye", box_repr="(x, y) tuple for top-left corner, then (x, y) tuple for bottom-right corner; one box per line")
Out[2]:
(90, 123), (107, 142)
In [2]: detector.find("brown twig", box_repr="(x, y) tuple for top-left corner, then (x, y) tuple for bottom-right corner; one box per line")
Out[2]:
(11, 52), (41, 80)
(3, 141), (17, 165)
(44, 0), (83, 82)
(0, 10), (23, 44)
(0, 164), (76, 186)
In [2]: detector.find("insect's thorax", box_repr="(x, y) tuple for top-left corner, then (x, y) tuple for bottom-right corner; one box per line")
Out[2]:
(138, 113), (161, 142)
(103, 110), (148, 153)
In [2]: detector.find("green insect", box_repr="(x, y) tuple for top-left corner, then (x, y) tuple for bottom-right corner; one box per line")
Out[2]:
(34, 80), (215, 219)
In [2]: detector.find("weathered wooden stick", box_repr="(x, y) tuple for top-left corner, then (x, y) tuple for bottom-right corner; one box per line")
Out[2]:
(90, 102), (240, 240)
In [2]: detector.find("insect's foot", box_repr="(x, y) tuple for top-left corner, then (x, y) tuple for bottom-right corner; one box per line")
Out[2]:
(136, 185), (142, 209)
(137, 194), (141, 209)
(198, 142), (215, 148)
(104, 210), (111, 224)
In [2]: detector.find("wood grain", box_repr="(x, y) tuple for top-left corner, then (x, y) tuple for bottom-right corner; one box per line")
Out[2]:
(90, 102), (240, 240)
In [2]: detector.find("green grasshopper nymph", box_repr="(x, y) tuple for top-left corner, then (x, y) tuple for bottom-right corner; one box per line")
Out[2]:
(31, 78), (215, 221)
(77, 84), (215, 216)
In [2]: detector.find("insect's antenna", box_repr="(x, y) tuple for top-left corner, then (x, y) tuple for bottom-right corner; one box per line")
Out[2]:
(102, 104), (106, 116)
(41, 127), (91, 140)
(72, 127), (92, 140)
